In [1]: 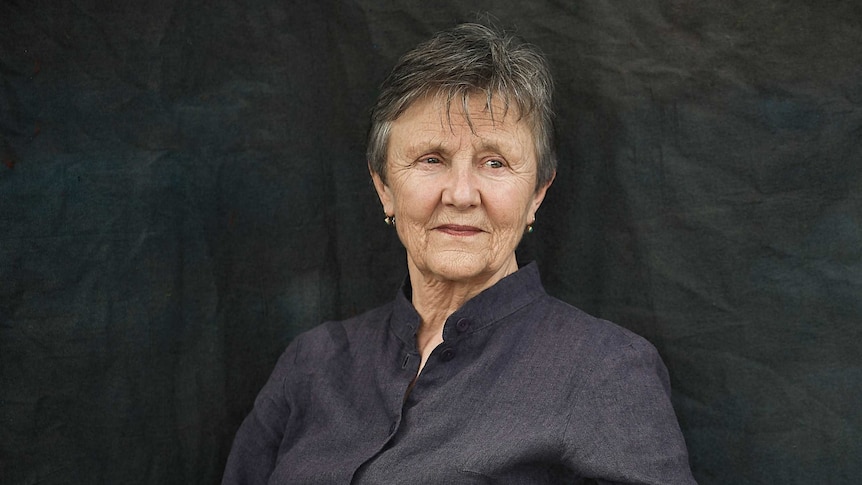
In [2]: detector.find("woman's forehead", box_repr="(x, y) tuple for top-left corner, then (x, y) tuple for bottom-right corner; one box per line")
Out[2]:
(419, 90), (522, 123)
(387, 95), (537, 164)
(395, 93), (528, 135)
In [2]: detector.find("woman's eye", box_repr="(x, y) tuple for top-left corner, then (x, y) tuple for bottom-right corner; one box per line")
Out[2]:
(421, 157), (441, 164)
(484, 159), (504, 169)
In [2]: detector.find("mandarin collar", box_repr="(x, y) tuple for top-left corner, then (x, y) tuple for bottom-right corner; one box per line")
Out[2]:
(389, 262), (546, 348)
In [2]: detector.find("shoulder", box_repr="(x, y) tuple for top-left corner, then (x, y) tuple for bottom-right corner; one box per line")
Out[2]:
(517, 294), (673, 400)
(531, 301), (693, 481)
(280, 301), (396, 367)
(529, 294), (663, 369)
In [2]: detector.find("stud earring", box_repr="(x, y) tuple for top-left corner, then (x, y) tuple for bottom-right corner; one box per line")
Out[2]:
(526, 216), (535, 233)
(384, 215), (396, 227)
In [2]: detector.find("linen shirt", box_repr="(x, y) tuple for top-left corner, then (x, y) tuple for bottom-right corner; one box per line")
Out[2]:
(222, 263), (696, 484)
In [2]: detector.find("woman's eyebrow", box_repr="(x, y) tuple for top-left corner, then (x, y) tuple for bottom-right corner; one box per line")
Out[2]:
(396, 140), (448, 160)
(472, 134), (521, 156)
(401, 129), (456, 153)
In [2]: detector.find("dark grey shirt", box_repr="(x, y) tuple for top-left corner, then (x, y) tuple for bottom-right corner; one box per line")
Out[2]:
(222, 263), (696, 484)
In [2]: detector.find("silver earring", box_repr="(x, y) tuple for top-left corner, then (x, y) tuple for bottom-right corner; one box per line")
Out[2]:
(526, 216), (535, 233)
(384, 215), (395, 227)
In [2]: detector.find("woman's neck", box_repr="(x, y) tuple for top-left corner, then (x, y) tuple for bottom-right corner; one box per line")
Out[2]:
(406, 256), (519, 373)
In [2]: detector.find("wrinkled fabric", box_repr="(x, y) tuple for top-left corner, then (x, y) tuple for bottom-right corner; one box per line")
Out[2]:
(223, 263), (696, 484)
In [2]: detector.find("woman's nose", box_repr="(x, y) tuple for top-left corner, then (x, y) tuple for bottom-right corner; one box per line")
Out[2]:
(441, 164), (480, 209)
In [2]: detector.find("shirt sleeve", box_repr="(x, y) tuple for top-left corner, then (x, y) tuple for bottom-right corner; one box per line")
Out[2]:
(221, 342), (299, 485)
(563, 337), (697, 484)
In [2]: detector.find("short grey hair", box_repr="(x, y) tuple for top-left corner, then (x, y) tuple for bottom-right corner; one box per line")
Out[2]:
(367, 23), (556, 191)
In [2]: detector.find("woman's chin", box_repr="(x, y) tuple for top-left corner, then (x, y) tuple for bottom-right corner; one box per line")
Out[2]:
(414, 253), (513, 286)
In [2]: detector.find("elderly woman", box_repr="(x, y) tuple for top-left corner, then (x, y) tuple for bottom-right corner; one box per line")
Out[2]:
(223, 23), (695, 484)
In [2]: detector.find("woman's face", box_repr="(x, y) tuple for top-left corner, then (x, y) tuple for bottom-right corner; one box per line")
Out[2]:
(372, 94), (553, 286)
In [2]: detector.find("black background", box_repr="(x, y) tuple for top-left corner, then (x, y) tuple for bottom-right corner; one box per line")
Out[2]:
(2, 1), (860, 483)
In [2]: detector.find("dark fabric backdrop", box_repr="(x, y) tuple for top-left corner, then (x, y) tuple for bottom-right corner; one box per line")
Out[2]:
(2, 1), (860, 483)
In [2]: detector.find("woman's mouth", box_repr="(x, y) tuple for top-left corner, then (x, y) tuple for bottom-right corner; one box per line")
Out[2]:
(436, 224), (483, 236)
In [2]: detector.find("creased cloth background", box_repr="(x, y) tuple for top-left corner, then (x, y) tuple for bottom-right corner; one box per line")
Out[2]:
(1, 1), (860, 484)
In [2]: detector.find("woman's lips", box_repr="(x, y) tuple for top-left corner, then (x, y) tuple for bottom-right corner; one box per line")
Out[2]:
(436, 224), (482, 236)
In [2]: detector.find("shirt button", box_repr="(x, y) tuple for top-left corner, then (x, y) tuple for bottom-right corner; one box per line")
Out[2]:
(455, 318), (471, 332)
(439, 347), (456, 362)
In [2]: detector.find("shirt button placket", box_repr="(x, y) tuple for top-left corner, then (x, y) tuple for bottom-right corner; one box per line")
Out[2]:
(439, 347), (456, 362)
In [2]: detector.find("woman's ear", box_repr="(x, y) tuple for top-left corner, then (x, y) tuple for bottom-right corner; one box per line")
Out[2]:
(531, 171), (556, 215)
(369, 163), (394, 215)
